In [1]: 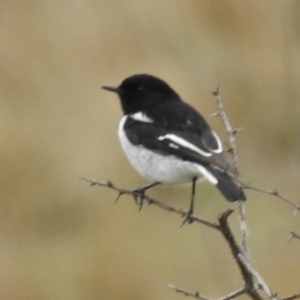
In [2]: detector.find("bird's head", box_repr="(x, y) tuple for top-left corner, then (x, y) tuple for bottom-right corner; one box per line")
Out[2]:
(102, 74), (180, 114)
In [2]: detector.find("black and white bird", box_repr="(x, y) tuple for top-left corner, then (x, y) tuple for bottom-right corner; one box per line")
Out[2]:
(102, 74), (246, 220)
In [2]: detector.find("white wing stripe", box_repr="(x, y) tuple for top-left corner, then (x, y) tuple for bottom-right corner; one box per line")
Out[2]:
(158, 134), (212, 157)
(211, 131), (223, 153)
(169, 143), (180, 149)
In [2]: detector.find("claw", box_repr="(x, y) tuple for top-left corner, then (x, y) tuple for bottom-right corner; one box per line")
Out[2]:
(180, 208), (194, 228)
(132, 182), (161, 211)
(133, 186), (147, 210)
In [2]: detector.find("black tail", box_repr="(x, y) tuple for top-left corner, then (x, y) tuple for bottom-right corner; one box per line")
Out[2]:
(207, 167), (246, 202)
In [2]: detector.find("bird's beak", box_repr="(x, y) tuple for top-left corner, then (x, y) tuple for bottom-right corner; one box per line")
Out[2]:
(102, 85), (122, 94)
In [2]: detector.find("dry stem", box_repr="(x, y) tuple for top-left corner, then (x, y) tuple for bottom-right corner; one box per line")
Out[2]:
(212, 86), (249, 260)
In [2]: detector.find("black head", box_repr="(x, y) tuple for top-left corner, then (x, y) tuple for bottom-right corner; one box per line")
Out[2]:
(102, 74), (180, 114)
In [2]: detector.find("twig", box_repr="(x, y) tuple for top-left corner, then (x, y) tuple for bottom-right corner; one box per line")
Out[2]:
(168, 210), (271, 300)
(237, 202), (249, 259)
(167, 284), (212, 300)
(217, 211), (294, 300)
(82, 178), (219, 229)
(85, 178), (298, 300)
(217, 211), (263, 300)
(167, 285), (247, 300)
(290, 231), (300, 240)
(282, 293), (300, 300)
(217, 288), (248, 300)
(237, 254), (273, 298)
(212, 85), (240, 172)
(242, 183), (300, 215)
(212, 86), (249, 260)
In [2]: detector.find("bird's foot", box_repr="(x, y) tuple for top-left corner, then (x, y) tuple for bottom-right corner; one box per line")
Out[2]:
(132, 186), (148, 211)
(180, 207), (194, 227)
(132, 182), (161, 211)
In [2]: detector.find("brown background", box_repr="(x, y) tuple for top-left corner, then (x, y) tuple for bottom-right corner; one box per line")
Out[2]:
(1, 1), (300, 299)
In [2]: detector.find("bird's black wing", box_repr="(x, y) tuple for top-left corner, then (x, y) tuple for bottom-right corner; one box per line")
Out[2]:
(145, 99), (223, 152)
(123, 114), (230, 172)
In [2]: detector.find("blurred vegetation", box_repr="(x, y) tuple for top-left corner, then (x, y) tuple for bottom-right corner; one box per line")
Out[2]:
(0, 1), (300, 299)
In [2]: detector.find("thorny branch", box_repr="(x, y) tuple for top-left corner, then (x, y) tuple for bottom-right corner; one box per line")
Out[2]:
(212, 85), (240, 172)
(282, 294), (300, 300)
(84, 178), (300, 300)
(82, 178), (219, 229)
(212, 86), (249, 260)
(241, 183), (300, 216)
(217, 210), (268, 300)
(211, 88), (299, 300)
(167, 285), (247, 300)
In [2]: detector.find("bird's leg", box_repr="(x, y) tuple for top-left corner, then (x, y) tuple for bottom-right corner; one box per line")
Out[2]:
(133, 182), (161, 210)
(181, 177), (197, 227)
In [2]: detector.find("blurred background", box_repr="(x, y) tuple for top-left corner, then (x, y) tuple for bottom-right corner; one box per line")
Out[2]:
(1, 1), (300, 299)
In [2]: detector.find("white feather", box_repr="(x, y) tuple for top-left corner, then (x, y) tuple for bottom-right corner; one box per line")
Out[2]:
(210, 131), (223, 153)
(195, 165), (218, 185)
(169, 143), (180, 149)
(158, 134), (212, 157)
(130, 112), (153, 123)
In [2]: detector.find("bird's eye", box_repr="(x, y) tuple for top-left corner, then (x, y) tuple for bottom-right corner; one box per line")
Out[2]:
(137, 86), (145, 94)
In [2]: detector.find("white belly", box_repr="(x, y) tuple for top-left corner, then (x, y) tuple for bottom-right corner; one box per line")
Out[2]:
(118, 116), (203, 183)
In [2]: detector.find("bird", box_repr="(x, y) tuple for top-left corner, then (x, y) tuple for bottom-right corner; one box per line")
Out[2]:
(102, 74), (246, 223)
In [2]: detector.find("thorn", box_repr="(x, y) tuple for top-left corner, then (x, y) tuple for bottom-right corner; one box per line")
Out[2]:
(115, 192), (124, 203)
(287, 231), (300, 244)
(287, 233), (294, 244)
(242, 181), (252, 189)
(271, 293), (278, 300)
(107, 180), (113, 187)
(212, 82), (221, 96)
(226, 147), (234, 154)
(148, 198), (154, 205)
(232, 128), (244, 135)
